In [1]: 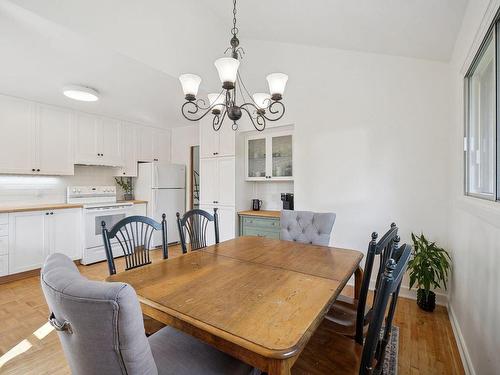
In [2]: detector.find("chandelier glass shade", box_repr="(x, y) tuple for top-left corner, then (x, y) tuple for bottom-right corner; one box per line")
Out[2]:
(178, 0), (288, 131)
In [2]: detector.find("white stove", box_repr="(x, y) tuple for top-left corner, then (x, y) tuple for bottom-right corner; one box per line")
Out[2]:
(67, 186), (133, 265)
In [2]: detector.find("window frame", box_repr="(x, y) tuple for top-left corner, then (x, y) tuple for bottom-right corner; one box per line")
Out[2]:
(464, 21), (499, 202)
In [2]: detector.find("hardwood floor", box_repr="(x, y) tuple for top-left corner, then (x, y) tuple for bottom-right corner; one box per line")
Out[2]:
(0, 245), (464, 374)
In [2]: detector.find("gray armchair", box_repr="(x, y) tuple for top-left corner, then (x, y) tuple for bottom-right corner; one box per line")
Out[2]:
(280, 210), (336, 246)
(41, 253), (258, 375)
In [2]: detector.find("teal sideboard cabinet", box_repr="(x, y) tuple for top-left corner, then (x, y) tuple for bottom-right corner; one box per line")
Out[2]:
(238, 210), (281, 239)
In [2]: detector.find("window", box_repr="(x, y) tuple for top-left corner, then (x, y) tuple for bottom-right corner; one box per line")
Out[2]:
(465, 27), (498, 200)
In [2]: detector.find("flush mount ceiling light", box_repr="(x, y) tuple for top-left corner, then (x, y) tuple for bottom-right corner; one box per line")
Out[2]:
(62, 85), (99, 102)
(178, 0), (288, 132)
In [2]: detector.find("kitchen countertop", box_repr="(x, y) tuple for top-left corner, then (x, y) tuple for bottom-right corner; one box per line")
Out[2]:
(0, 200), (148, 214)
(238, 210), (281, 218)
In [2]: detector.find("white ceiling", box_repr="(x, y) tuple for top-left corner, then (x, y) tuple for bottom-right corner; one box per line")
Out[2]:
(0, 0), (468, 127)
(207, 0), (469, 62)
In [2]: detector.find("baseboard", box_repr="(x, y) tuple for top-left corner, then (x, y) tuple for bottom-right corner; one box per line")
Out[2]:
(345, 280), (449, 305)
(447, 303), (476, 375)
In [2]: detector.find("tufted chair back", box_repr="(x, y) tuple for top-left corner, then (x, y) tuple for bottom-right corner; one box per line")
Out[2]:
(41, 253), (158, 375)
(280, 210), (336, 246)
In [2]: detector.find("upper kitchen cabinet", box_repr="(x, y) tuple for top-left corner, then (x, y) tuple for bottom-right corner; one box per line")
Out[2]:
(37, 105), (74, 175)
(200, 120), (235, 158)
(152, 127), (171, 163)
(138, 126), (171, 163)
(74, 113), (123, 166)
(115, 123), (138, 177)
(0, 95), (36, 174)
(245, 129), (293, 181)
(0, 96), (74, 175)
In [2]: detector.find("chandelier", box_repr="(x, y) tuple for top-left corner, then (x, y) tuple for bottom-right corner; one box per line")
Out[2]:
(178, 0), (288, 132)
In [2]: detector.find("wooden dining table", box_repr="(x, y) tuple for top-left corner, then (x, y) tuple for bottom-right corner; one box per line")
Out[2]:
(106, 236), (363, 375)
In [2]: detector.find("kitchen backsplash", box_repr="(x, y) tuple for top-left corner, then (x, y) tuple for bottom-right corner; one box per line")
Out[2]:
(250, 181), (294, 210)
(0, 165), (126, 205)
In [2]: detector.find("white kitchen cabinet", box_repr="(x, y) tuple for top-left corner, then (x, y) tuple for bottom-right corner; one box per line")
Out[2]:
(8, 211), (47, 274)
(0, 255), (8, 277)
(200, 120), (235, 158)
(199, 157), (235, 206)
(75, 113), (123, 166)
(152, 128), (171, 163)
(37, 105), (74, 175)
(0, 95), (36, 174)
(131, 203), (147, 216)
(199, 204), (236, 244)
(8, 208), (82, 274)
(137, 126), (154, 162)
(47, 208), (82, 260)
(74, 112), (100, 164)
(245, 130), (293, 181)
(100, 118), (123, 166)
(115, 123), (138, 177)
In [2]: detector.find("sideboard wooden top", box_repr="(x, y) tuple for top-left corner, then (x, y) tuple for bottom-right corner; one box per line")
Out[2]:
(238, 210), (281, 218)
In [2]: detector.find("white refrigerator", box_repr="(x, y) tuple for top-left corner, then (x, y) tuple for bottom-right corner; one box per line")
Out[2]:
(135, 162), (186, 245)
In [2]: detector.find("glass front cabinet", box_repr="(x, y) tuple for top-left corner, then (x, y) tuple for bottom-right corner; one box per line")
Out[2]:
(245, 130), (293, 181)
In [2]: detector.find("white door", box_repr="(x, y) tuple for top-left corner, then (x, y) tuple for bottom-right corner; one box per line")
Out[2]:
(218, 124), (235, 156)
(0, 95), (36, 174)
(37, 105), (74, 175)
(138, 126), (154, 162)
(74, 113), (100, 164)
(9, 211), (47, 274)
(200, 119), (219, 158)
(115, 123), (138, 177)
(153, 189), (185, 244)
(199, 158), (219, 204)
(48, 209), (82, 260)
(152, 128), (171, 163)
(199, 204), (235, 245)
(216, 206), (236, 242)
(100, 118), (123, 166)
(218, 157), (235, 206)
(153, 164), (185, 189)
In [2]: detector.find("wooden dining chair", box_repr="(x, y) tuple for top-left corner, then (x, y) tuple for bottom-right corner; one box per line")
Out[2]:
(292, 243), (411, 375)
(176, 208), (219, 253)
(326, 223), (399, 344)
(101, 214), (168, 276)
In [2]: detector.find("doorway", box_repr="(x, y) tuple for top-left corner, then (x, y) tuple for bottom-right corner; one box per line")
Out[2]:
(190, 145), (200, 209)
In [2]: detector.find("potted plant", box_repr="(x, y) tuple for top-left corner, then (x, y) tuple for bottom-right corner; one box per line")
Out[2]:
(115, 177), (134, 201)
(408, 233), (451, 312)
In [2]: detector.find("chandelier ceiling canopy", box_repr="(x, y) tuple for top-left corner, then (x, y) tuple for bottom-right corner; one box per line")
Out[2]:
(178, 0), (288, 132)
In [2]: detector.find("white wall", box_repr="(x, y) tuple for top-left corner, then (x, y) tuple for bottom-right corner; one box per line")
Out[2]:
(239, 39), (452, 258)
(170, 125), (199, 209)
(447, 1), (500, 374)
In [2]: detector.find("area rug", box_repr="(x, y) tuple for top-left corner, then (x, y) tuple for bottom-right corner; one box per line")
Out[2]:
(383, 325), (399, 375)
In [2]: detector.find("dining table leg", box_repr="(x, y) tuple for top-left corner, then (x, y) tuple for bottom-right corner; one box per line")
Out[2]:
(268, 358), (291, 375)
(354, 266), (363, 299)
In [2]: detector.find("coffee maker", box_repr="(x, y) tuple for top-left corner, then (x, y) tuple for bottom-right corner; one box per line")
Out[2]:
(281, 193), (294, 210)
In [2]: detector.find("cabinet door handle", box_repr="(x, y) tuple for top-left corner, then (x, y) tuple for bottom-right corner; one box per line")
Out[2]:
(45, 212), (49, 215)
(154, 158), (158, 161)
(36, 169), (40, 172)
(123, 172), (126, 175)
(50, 212), (54, 215)
(32, 168), (35, 172)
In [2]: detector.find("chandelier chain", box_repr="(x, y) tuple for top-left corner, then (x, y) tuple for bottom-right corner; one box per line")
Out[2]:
(231, 0), (238, 36)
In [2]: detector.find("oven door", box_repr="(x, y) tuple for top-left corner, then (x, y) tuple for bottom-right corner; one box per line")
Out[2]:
(84, 205), (131, 249)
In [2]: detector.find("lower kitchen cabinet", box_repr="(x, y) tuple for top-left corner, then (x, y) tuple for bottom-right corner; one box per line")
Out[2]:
(199, 204), (236, 245)
(239, 215), (281, 239)
(8, 208), (82, 275)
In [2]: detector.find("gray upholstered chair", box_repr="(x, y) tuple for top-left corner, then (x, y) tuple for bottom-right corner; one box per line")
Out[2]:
(40, 253), (258, 375)
(280, 210), (336, 246)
